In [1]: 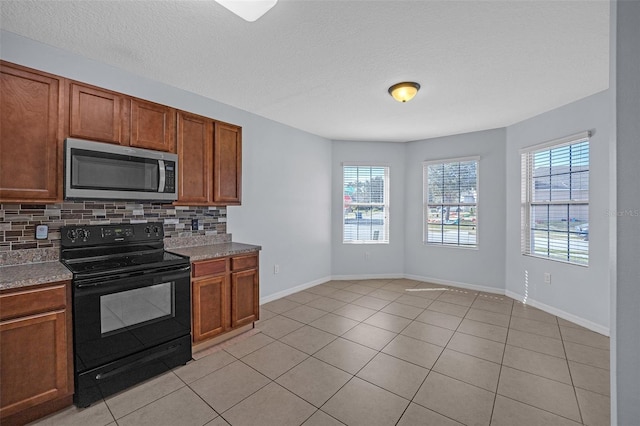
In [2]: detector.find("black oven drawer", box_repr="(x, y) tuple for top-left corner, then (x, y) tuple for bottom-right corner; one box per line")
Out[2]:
(75, 334), (191, 407)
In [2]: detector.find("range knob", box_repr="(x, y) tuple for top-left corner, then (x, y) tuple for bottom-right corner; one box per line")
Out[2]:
(153, 226), (160, 234)
(77, 229), (89, 240)
(144, 226), (151, 234)
(67, 229), (77, 240)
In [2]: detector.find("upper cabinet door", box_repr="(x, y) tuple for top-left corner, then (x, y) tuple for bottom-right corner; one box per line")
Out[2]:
(213, 122), (242, 205)
(0, 62), (62, 203)
(68, 82), (126, 144)
(130, 99), (176, 153)
(176, 111), (213, 205)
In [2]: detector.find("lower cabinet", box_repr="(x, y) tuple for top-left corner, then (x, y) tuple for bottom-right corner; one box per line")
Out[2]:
(192, 252), (259, 344)
(231, 268), (259, 328)
(193, 272), (229, 342)
(0, 281), (73, 426)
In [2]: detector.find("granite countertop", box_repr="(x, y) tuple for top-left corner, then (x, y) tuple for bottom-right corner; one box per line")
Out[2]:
(168, 242), (261, 261)
(0, 261), (73, 291)
(0, 241), (261, 291)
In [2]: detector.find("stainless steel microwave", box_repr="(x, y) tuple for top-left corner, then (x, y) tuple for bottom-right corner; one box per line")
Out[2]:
(64, 138), (178, 201)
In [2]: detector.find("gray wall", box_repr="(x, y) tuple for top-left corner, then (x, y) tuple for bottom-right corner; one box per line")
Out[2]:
(404, 128), (507, 292)
(2, 28), (616, 334)
(505, 90), (614, 333)
(616, 0), (640, 422)
(0, 30), (334, 301)
(331, 140), (405, 278)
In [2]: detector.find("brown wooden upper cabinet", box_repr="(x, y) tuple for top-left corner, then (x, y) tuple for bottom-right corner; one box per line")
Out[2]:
(68, 82), (176, 153)
(1, 61), (242, 205)
(130, 98), (176, 152)
(213, 122), (242, 205)
(0, 62), (63, 203)
(176, 111), (213, 205)
(68, 82), (126, 145)
(176, 113), (242, 206)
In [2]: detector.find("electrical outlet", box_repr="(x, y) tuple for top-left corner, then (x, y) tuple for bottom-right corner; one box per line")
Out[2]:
(544, 272), (551, 284)
(274, 264), (280, 274)
(191, 219), (199, 230)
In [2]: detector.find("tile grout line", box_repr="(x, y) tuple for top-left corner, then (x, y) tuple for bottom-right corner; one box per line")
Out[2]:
(281, 281), (430, 424)
(266, 282), (599, 424)
(260, 284), (415, 423)
(488, 295), (514, 425)
(33, 279), (610, 426)
(399, 288), (483, 424)
(312, 285), (417, 426)
(559, 314), (586, 425)
(270, 280), (600, 421)
(265, 281), (609, 422)
(289, 284), (399, 424)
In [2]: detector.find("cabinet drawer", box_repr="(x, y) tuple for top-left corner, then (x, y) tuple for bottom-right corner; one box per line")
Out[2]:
(0, 284), (67, 321)
(192, 258), (227, 278)
(231, 254), (258, 271)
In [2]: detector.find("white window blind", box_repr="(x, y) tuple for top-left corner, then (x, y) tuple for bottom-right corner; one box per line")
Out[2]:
(424, 158), (478, 247)
(521, 132), (590, 265)
(343, 165), (389, 243)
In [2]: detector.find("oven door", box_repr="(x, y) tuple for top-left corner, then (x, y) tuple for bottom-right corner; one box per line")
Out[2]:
(73, 265), (191, 373)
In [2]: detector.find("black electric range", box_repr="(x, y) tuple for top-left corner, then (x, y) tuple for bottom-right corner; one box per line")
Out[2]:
(60, 222), (192, 407)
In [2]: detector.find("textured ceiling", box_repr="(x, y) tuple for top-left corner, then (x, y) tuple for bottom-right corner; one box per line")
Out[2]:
(0, 0), (610, 142)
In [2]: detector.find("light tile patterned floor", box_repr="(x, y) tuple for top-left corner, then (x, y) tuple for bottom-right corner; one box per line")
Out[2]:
(31, 279), (611, 426)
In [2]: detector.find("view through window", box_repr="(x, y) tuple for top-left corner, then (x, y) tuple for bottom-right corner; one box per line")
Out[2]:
(521, 134), (590, 265)
(343, 165), (389, 243)
(424, 158), (478, 247)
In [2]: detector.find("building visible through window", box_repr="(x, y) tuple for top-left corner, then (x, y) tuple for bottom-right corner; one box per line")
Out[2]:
(343, 165), (389, 243)
(424, 158), (478, 247)
(521, 133), (590, 265)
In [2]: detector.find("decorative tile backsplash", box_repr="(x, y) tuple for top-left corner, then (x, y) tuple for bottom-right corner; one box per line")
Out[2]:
(0, 201), (228, 253)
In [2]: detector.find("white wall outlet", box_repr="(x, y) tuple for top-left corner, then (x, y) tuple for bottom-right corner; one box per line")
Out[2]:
(35, 224), (49, 240)
(274, 264), (280, 274)
(544, 272), (551, 284)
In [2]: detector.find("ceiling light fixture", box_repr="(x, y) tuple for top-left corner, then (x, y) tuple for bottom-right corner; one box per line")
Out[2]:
(388, 82), (421, 103)
(214, 0), (278, 22)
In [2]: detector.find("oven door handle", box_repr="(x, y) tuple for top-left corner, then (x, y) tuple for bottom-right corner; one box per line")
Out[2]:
(94, 342), (185, 381)
(75, 265), (191, 288)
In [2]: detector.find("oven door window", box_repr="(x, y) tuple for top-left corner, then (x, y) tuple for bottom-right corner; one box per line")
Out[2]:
(74, 269), (191, 372)
(101, 282), (174, 335)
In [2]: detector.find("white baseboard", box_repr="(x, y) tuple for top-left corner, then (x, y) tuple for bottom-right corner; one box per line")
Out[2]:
(403, 273), (505, 295)
(330, 273), (404, 281)
(505, 290), (610, 336)
(259, 276), (332, 304)
(258, 273), (609, 336)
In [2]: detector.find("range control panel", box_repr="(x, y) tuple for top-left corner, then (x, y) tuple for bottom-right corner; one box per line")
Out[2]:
(61, 222), (164, 247)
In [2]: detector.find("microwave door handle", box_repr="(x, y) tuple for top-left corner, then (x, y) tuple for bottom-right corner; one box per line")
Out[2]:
(158, 160), (166, 192)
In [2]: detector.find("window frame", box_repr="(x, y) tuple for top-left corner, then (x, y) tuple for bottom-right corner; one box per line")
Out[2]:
(423, 156), (479, 248)
(520, 131), (590, 266)
(342, 163), (390, 244)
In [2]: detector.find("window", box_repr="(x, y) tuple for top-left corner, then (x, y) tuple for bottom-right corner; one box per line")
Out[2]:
(424, 158), (478, 247)
(343, 164), (389, 243)
(521, 132), (590, 265)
